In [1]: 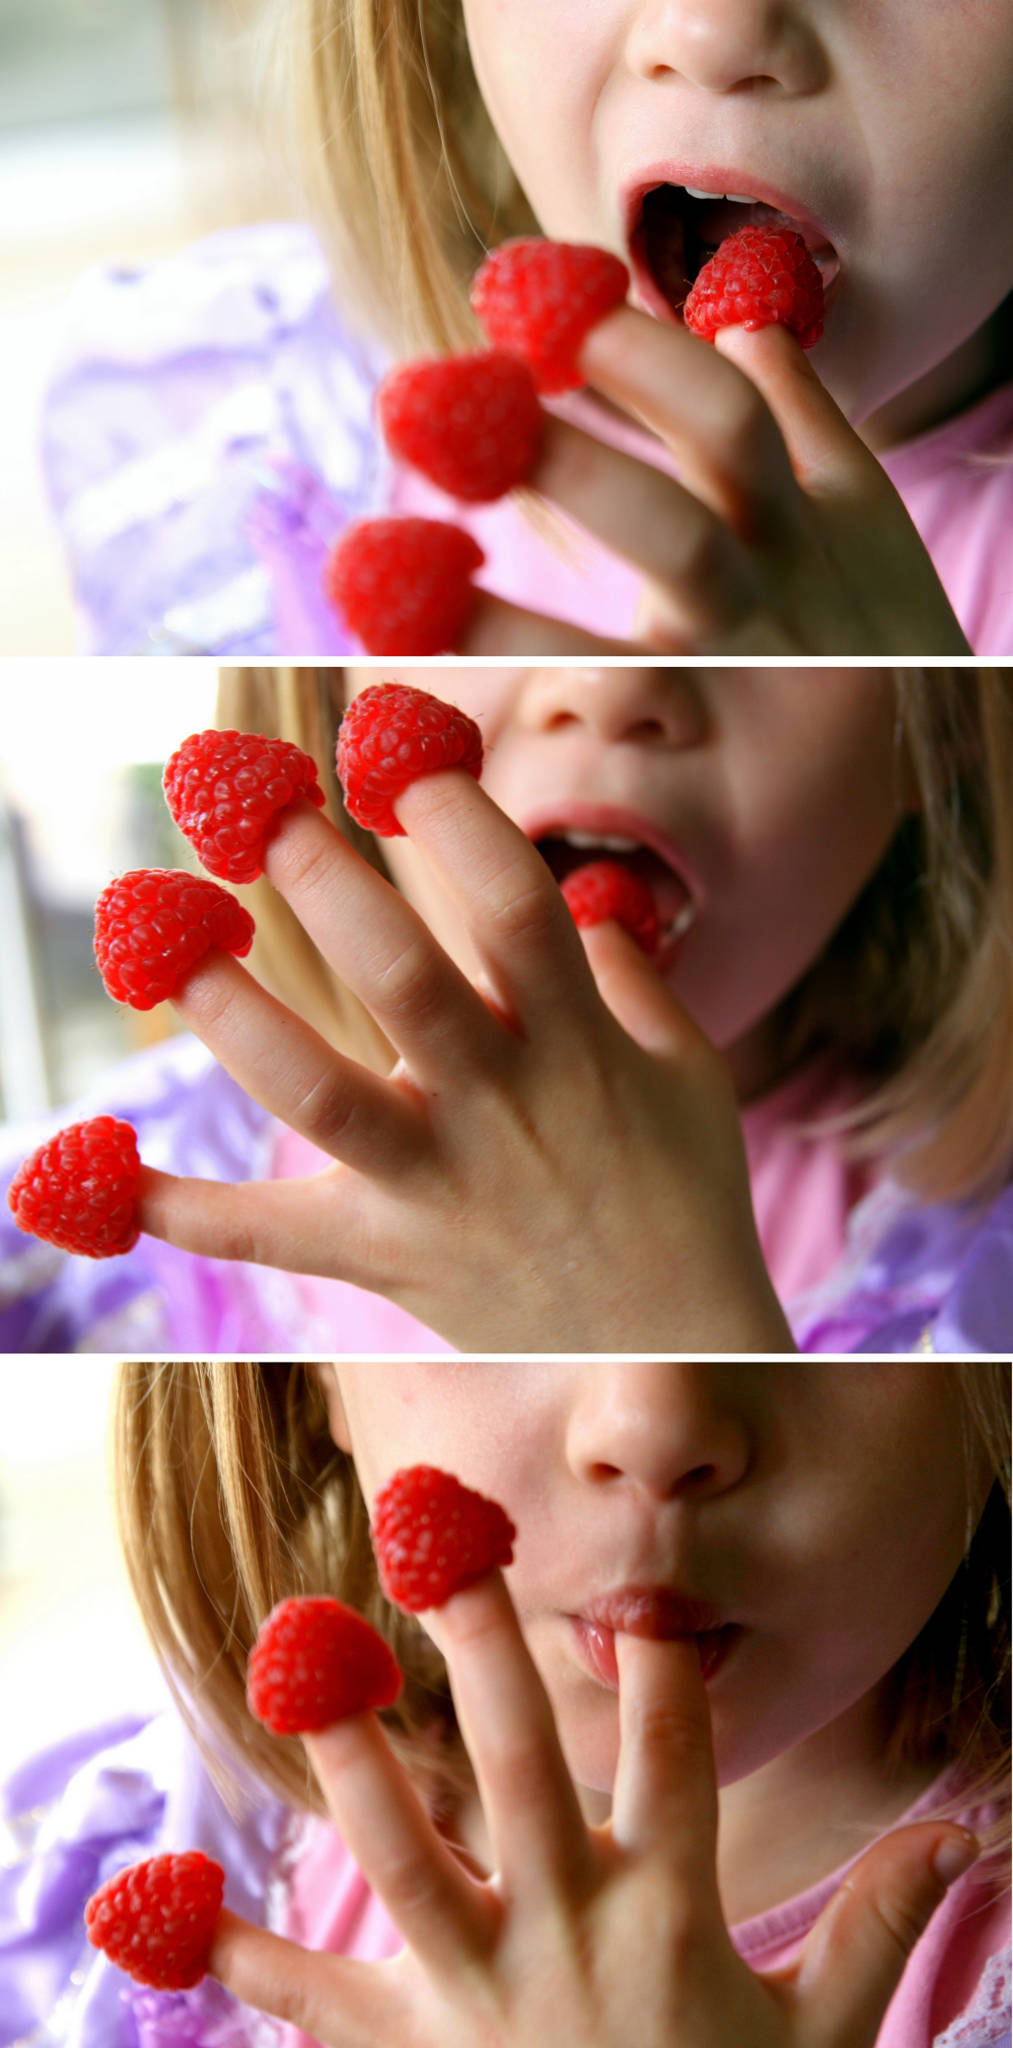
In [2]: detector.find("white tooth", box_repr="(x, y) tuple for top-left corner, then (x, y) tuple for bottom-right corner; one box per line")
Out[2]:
(683, 186), (759, 204)
(560, 829), (640, 852)
(662, 901), (698, 942)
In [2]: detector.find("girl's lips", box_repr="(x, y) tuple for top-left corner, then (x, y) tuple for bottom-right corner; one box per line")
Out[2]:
(623, 167), (843, 324)
(571, 1615), (743, 1690)
(524, 804), (703, 958)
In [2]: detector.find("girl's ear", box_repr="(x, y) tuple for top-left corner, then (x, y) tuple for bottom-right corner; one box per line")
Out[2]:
(311, 1363), (353, 1452)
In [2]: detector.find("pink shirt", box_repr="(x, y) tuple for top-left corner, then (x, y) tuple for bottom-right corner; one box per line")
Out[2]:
(275, 1770), (1010, 2047)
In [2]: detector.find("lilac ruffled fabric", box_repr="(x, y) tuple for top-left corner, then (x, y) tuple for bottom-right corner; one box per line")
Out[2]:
(0, 1713), (288, 2048)
(2, 1034), (1011, 1352)
(40, 224), (387, 656)
(790, 1175), (1013, 1354)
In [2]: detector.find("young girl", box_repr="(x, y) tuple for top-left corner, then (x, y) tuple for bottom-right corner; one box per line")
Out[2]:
(41, 0), (1013, 656)
(3, 1360), (1010, 2048)
(2, 665), (1011, 1354)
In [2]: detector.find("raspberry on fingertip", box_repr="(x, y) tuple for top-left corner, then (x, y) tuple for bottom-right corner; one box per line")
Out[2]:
(371, 1464), (517, 1613)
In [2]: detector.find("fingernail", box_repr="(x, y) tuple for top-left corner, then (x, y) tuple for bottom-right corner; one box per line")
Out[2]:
(933, 1831), (980, 1887)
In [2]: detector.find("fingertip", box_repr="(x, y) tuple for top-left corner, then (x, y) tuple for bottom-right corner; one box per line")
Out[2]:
(932, 1829), (981, 1888)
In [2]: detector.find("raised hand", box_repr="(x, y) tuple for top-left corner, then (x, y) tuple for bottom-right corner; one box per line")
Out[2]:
(207, 1567), (979, 2048)
(457, 305), (969, 657)
(135, 768), (793, 1353)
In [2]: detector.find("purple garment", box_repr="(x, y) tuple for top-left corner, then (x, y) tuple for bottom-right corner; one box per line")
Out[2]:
(2, 1034), (1011, 1353)
(40, 224), (387, 655)
(789, 1175), (1013, 1355)
(0, 1712), (288, 2048)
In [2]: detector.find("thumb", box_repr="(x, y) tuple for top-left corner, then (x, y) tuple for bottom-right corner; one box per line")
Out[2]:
(577, 918), (715, 1059)
(714, 323), (877, 494)
(792, 1822), (981, 2048)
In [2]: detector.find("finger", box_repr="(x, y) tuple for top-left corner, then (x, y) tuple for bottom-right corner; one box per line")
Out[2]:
(209, 1905), (392, 2047)
(611, 1632), (721, 1907)
(460, 588), (636, 656)
(714, 323), (876, 492)
(715, 325), (972, 655)
(531, 413), (759, 638)
(171, 952), (427, 1178)
(136, 1162), (385, 1288)
(260, 801), (507, 1083)
(577, 920), (716, 1061)
(437, 1571), (596, 1907)
(578, 304), (801, 533)
(302, 1713), (496, 1974)
(792, 1824), (981, 2048)
(391, 771), (606, 1032)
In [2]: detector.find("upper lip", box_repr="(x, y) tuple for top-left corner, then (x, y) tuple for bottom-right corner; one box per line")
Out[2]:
(581, 1585), (728, 1637)
(521, 802), (702, 902)
(622, 163), (838, 256)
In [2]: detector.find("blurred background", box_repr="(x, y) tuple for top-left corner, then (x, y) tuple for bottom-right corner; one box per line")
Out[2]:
(0, 1360), (162, 1762)
(0, 661), (219, 1123)
(0, 0), (290, 653)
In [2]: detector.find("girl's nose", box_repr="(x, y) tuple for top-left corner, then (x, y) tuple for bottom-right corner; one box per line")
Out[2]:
(625, 0), (827, 96)
(565, 1364), (752, 1502)
(516, 666), (709, 748)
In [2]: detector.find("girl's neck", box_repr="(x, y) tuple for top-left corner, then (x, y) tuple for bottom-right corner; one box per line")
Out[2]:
(859, 294), (1013, 453)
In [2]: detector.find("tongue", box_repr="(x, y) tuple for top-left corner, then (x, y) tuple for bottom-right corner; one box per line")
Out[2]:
(624, 849), (693, 934)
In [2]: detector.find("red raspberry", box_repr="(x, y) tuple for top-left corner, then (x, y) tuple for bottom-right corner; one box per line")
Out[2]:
(94, 870), (255, 1010)
(683, 225), (825, 348)
(371, 1464), (516, 1613)
(561, 860), (661, 956)
(163, 729), (325, 884)
(247, 1596), (403, 1735)
(84, 1851), (224, 1990)
(336, 683), (484, 837)
(470, 238), (630, 394)
(324, 516), (485, 654)
(378, 351), (544, 502)
(7, 1115), (141, 1258)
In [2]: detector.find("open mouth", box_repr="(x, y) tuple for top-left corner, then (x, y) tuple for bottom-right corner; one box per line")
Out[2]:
(630, 182), (841, 322)
(533, 827), (697, 956)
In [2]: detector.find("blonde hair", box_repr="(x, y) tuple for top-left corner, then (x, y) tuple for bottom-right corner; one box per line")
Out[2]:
(286, 0), (529, 352)
(216, 665), (1013, 1208)
(113, 1360), (1011, 1863)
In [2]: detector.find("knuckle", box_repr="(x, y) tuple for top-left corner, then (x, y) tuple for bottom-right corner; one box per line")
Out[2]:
(677, 513), (730, 590)
(484, 1728), (563, 1815)
(289, 1066), (360, 1151)
(371, 1844), (453, 1923)
(867, 1888), (933, 1963)
(374, 935), (448, 1026)
(486, 870), (569, 951)
(629, 1697), (712, 1768)
(714, 379), (776, 468)
(273, 829), (334, 901)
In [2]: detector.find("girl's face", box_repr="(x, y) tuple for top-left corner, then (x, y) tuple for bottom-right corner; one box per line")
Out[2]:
(460, 0), (1013, 432)
(344, 667), (916, 1098)
(322, 1363), (984, 1808)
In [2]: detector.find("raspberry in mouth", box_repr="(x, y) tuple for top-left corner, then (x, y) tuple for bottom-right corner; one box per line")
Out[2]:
(534, 830), (697, 957)
(633, 183), (840, 319)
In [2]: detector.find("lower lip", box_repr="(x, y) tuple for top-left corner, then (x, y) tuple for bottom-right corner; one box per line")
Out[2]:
(571, 1618), (741, 1690)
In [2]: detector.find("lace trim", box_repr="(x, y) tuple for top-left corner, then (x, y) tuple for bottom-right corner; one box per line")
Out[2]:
(935, 1944), (1012, 2047)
